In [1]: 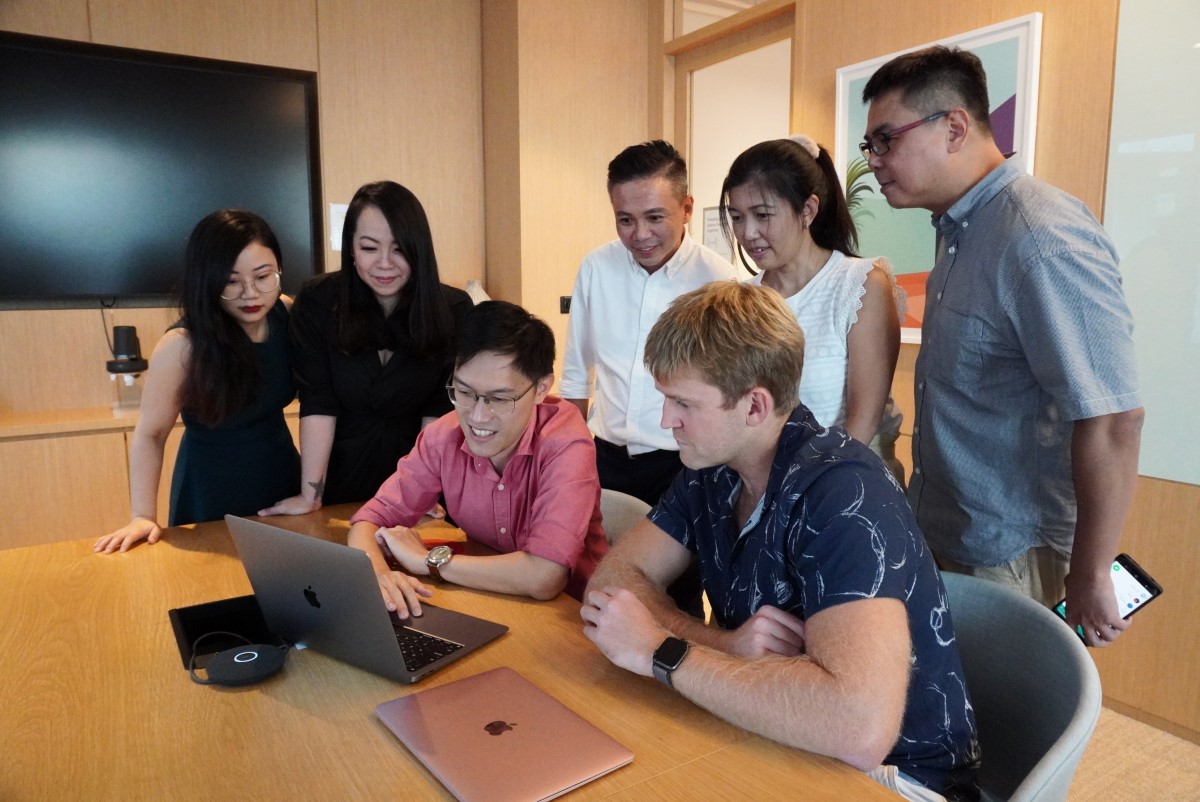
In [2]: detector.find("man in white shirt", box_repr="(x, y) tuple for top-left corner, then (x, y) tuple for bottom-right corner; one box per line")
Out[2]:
(562, 140), (738, 615)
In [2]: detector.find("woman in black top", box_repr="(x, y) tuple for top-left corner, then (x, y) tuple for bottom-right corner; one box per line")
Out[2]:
(261, 181), (471, 512)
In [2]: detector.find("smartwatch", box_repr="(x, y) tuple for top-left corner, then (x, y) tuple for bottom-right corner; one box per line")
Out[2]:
(652, 636), (690, 688)
(425, 544), (454, 580)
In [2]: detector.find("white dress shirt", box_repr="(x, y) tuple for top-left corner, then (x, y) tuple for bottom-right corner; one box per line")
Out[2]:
(561, 231), (739, 453)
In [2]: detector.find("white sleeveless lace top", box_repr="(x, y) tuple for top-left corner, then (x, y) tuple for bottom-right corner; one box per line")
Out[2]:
(747, 251), (906, 432)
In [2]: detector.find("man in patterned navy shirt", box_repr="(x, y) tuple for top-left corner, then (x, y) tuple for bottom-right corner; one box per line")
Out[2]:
(581, 282), (979, 801)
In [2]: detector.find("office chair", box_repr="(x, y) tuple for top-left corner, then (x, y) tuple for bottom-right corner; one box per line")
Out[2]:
(598, 489), (651, 545)
(941, 572), (1102, 802)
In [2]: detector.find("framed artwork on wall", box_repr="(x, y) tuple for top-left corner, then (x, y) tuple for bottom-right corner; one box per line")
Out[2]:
(834, 14), (1043, 342)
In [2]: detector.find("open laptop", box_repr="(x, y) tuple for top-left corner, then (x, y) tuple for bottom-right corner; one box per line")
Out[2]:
(225, 515), (508, 683)
(376, 667), (633, 802)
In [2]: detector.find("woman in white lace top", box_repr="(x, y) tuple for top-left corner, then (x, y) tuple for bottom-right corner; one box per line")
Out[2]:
(720, 136), (906, 480)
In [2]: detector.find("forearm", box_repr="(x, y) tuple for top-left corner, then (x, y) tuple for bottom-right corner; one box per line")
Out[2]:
(127, 430), (168, 521)
(671, 647), (894, 770)
(347, 521), (393, 576)
(298, 415), (336, 503)
(437, 552), (568, 601)
(842, 401), (886, 446)
(1070, 409), (1144, 580)
(588, 554), (724, 649)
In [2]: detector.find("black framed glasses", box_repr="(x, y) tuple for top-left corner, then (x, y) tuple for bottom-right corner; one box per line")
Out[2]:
(220, 271), (282, 300)
(859, 111), (949, 158)
(446, 382), (535, 417)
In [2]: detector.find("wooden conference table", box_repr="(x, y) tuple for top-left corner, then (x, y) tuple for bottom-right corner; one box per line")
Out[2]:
(0, 505), (898, 801)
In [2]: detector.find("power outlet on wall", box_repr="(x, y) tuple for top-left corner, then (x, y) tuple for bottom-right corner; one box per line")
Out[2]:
(560, 296), (571, 314)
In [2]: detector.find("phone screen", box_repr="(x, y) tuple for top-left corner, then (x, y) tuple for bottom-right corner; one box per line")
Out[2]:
(1054, 555), (1161, 641)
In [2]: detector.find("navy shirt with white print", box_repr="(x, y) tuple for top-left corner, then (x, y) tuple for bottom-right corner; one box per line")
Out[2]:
(650, 405), (980, 801)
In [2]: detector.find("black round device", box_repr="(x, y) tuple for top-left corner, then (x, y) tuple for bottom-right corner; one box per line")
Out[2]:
(187, 631), (288, 687)
(202, 644), (287, 686)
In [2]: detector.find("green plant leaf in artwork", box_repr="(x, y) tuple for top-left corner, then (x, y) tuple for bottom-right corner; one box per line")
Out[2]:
(845, 156), (876, 223)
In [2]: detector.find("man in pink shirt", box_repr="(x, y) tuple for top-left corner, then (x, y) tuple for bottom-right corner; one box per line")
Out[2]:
(349, 301), (607, 617)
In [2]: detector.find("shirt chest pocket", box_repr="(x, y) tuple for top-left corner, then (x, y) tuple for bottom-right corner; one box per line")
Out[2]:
(926, 305), (990, 386)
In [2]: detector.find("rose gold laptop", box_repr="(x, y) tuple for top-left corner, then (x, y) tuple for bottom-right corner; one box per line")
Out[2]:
(376, 667), (633, 802)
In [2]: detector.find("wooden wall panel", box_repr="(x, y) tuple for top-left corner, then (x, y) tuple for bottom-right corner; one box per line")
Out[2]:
(481, 0), (524, 304)
(88, 0), (318, 70)
(1092, 476), (1200, 739)
(315, 0), (484, 290)
(0, 0), (90, 40)
(0, 432), (130, 547)
(0, 307), (176, 414)
(513, 0), (651, 373)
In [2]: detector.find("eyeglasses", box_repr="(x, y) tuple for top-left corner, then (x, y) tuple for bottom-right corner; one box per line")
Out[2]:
(220, 271), (282, 300)
(446, 382), (535, 417)
(859, 111), (949, 158)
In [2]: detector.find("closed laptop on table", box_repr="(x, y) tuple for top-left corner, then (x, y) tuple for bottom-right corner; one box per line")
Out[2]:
(376, 667), (633, 802)
(225, 515), (508, 683)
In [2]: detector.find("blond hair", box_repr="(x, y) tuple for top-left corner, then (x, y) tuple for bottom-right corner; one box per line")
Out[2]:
(644, 282), (804, 412)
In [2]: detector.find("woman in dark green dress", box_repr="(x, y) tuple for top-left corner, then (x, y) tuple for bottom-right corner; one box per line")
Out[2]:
(95, 210), (300, 553)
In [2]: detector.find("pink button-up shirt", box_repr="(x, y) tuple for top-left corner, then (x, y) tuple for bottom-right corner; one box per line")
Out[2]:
(352, 397), (606, 600)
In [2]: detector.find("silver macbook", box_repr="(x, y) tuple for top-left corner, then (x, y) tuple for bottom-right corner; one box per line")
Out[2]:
(376, 667), (633, 802)
(225, 515), (508, 683)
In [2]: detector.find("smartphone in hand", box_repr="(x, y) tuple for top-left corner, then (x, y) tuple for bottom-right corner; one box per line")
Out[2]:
(1054, 553), (1162, 643)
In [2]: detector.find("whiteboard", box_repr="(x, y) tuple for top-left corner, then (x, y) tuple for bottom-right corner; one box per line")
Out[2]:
(1104, 0), (1200, 486)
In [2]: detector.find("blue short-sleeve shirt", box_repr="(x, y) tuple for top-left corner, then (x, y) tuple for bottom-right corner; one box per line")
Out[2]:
(911, 159), (1140, 566)
(651, 407), (980, 801)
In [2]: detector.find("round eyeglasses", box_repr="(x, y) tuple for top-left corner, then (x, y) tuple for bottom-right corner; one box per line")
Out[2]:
(859, 111), (949, 158)
(220, 271), (282, 300)
(446, 382), (535, 417)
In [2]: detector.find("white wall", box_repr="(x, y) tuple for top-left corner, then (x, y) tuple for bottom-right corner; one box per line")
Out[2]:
(688, 38), (792, 266)
(1105, 0), (1200, 485)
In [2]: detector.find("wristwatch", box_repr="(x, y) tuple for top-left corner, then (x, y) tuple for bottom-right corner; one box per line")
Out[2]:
(425, 544), (454, 581)
(652, 636), (690, 688)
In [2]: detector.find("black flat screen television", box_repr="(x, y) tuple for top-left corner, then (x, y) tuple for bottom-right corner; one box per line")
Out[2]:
(0, 32), (322, 307)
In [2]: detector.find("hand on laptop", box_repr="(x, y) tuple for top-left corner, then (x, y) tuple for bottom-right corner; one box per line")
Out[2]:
(376, 569), (435, 619)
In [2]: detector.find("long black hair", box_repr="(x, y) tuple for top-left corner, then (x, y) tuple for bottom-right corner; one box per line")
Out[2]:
(719, 138), (859, 273)
(335, 181), (454, 360)
(179, 209), (282, 425)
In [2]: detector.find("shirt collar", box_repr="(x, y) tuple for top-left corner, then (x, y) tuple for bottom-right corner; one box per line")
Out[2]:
(459, 399), (550, 476)
(624, 230), (696, 279)
(938, 158), (1023, 230)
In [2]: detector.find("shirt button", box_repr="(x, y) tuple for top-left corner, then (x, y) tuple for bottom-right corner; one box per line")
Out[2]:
(948, 245), (957, 254)
(918, 381), (924, 390)
(937, 292), (943, 300)
(499, 527), (507, 534)
(497, 483), (505, 491)
(913, 425), (920, 434)
(914, 467), (921, 475)
(962, 221), (969, 228)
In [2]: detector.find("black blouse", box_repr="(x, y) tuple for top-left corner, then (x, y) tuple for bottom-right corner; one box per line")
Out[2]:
(290, 271), (472, 505)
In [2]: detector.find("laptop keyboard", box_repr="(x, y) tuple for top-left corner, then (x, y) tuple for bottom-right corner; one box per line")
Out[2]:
(392, 620), (464, 672)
